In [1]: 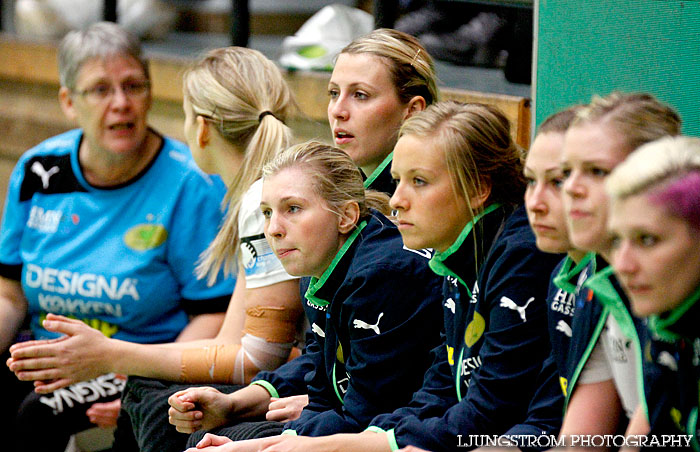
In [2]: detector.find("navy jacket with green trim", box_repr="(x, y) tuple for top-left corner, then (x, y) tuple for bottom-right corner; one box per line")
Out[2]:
(249, 157), (415, 401)
(362, 152), (395, 196)
(560, 255), (602, 406)
(643, 287), (700, 451)
(564, 258), (657, 435)
(369, 205), (564, 451)
(256, 211), (444, 435)
(547, 253), (594, 396)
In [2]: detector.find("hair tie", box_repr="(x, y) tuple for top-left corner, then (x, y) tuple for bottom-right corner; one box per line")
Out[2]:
(258, 111), (280, 123)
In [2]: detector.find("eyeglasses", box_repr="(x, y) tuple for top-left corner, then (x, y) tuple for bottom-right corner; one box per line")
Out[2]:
(74, 80), (150, 104)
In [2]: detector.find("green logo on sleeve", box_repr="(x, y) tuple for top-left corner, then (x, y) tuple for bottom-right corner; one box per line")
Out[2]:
(124, 224), (168, 250)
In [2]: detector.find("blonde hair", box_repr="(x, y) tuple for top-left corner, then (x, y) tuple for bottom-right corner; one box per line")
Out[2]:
(399, 101), (525, 215)
(341, 28), (440, 106)
(185, 47), (297, 283)
(262, 141), (391, 221)
(573, 92), (681, 154)
(398, 101), (524, 276)
(607, 135), (700, 197)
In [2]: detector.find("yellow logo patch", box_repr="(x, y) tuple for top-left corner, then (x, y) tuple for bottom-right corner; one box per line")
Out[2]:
(447, 345), (455, 366)
(124, 224), (168, 250)
(644, 341), (653, 362)
(560, 377), (568, 396)
(336, 343), (344, 364)
(464, 311), (485, 347)
(670, 407), (683, 431)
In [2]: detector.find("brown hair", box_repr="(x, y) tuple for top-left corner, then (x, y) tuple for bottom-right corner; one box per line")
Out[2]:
(538, 104), (586, 135)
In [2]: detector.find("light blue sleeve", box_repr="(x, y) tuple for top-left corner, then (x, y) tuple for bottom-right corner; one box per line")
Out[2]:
(0, 157), (31, 275)
(166, 169), (235, 305)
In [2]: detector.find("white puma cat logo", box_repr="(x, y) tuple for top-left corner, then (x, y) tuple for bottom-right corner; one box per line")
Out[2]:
(402, 245), (433, 259)
(353, 312), (384, 335)
(31, 162), (60, 189)
(556, 320), (572, 337)
(444, 298), (456, 314)
(657, 351), (678, 371)
(311, 322), (325, 338)
(499, 296), (535, 322)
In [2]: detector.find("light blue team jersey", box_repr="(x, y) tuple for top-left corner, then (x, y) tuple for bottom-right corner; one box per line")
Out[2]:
(0, 129), (235, 344)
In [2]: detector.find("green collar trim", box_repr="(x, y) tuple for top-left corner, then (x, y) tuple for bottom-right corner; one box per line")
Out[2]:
(332, 363), (345, 404)
(649, 283), (700, 341)
(364, 152), (393, 189)
(429, 203), (501, 290)
(584, 262), (650, 419)
(688, 408), (699, 452)
(304, 220), (368, 308)
(553, 252), (595, 293)
(584, 265), (636, 337)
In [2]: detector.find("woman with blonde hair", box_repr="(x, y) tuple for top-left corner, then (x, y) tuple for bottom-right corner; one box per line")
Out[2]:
(607, 136), (700, 447)
(183, 102), (564, 452)
(170, 141), (443, 446)
(557, 92), (681, 446)
(8, 46), (305, 452)
(327, 28), (439, 194)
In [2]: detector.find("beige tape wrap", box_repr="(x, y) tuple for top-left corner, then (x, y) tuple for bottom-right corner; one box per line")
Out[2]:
(242, 305), (299, 343)
(181, 344), (240, 383)
(181, 305), (300, 383)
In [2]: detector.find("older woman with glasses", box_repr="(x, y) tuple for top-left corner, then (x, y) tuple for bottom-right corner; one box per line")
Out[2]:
(0, 22), (234, 451)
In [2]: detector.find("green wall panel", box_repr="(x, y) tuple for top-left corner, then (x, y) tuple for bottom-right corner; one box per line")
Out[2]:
(535, 0), (700, 137)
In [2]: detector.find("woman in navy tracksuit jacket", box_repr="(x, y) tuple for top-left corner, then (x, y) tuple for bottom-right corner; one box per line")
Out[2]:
(254, 205), (444, 436)
(605, 136), (700, 450)
(521, 104), (589, 396)
(221, 102), (566, 452)
(557, 92), (681, 441)
(179, 141), (444, 448)
(368, 203), (563, 452)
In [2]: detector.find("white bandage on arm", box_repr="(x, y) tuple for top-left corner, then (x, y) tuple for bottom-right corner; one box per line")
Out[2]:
(232, 334), (293, 383)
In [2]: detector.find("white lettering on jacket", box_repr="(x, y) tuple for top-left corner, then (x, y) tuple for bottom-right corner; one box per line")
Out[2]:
(25, 264), (139, 300)
(27, 206), (62, 233)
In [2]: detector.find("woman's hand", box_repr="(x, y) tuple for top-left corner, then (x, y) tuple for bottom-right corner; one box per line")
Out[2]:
(266, 395), (309, 423)
(86, 399), (121, 428)
(168, 386), (234, 433)
(185, 434), (267, 452)
(8, 314), (113, 392)
(185, 433), (233, 451)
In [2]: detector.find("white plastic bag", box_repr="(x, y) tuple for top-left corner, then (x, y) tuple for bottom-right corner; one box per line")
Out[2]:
(279, 4), (374, 71)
